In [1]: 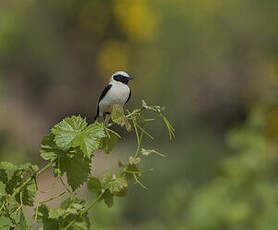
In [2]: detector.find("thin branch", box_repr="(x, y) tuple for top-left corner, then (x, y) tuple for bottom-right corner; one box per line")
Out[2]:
(11, 161), (55, 199)
(40, 191), (66, 204)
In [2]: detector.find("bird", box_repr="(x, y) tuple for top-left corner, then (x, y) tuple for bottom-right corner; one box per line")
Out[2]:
(94, 71), (133, 121)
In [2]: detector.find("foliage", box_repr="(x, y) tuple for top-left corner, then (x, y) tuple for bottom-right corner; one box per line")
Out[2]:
(0, 101), (174, 229)
(140, 107), (278, 230)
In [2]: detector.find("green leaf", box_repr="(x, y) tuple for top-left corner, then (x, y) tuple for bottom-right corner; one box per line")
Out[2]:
(0, 161), (18, 171)
(0, 216), (11, 228)
(111, 104), (132, 131)
(48, 208), (66, 219)
(48, 198), (86, 224)
(37, 205), (59, 230)
(52, 115), (87, 149)
(141, 148), (166, 157)
(102, 190), (114, 208)
(88, 177), (102, 193)
(0, 181), (5, 195)
(0, 169), (8, 184)
(6, 170), (22, 195)
(15, 212), (28, 230)
(103, 174), (128, 194)
(40, 134), (64, 161)
(72, 122), (105, 157)
(101, 129), (120, 154)
(73, 221), (88, 230)
(15, 180), (36, 206)
(59, 149), (91, 191)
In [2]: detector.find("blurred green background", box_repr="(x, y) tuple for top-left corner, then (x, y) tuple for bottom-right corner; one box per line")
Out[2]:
(1, 0), (278, 229)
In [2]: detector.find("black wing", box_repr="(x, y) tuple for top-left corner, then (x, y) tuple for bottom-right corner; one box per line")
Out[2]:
(95, 84), (112, 120)
(98, 84), (112, 104)
(125, 90), (131, 104)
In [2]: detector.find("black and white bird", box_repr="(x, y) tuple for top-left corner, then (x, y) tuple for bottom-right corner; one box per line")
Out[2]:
(94, 71), (133, 120)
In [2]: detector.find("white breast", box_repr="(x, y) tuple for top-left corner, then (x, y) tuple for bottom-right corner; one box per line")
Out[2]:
(98, 81), (130, 116)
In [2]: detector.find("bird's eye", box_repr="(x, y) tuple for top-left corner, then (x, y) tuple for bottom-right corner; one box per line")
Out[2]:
(113, 75), (122, 81)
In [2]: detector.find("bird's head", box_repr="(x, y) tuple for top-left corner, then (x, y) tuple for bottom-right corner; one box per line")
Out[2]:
(111, 71), (133, 85)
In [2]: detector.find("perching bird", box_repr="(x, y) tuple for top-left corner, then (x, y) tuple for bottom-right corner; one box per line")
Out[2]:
(94, 71), (133, 121)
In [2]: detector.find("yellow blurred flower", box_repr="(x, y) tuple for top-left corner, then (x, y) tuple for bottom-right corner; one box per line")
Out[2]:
(264, 61), (278, 86)
(98, 40), (129, 78)
(114, 0), (157, 41)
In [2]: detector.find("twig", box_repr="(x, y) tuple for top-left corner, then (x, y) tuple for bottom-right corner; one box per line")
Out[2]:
(11, 161), (55, 199)
(40, 191), (66, 204)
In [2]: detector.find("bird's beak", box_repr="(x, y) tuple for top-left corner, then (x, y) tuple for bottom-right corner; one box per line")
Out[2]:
(128, 76), (134, 80)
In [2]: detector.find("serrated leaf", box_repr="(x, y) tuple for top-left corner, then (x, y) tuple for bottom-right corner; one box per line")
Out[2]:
(52, 115), (87, 149)
(15, 212), (28, 230)
(73, 123), (105, 157)
(102, 190), (114, 208)
(103, 174), (128, 194)
(40, 134), (64, 161)
(37, 205), (59, 230)
(59, 149), (91, 191)
(88, 177), (102, 193)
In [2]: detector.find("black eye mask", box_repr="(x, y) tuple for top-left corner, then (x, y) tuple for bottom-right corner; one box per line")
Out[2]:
(113, 75), (129, 84)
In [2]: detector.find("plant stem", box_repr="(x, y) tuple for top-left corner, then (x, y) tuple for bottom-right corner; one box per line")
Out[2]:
(81, 193), (103, 215)
(133, 120), (144, 158)
(40, 191), (66, 204)
(11, 161), (55, 199)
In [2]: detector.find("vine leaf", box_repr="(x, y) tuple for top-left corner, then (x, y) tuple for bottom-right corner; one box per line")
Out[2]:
(72, 123), (105, 158)
(58, 149), (91, 191)
(37, 205), (59, 230)
(102, 190), (114, 208)
(51, 116), (105, 158)
(40, 134), (64, 161)
(38, 198), (89, 229)
(52, 115), (87, 150)
(15, 212), (28, 230)
(87, 176), (102, 193)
